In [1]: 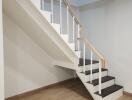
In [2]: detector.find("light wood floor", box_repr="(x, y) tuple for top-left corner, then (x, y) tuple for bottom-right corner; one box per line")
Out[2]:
(118, 95), (132, 100)
(7, 79), (132, 100)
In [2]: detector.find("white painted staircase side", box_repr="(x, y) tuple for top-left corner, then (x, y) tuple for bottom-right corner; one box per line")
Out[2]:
(3, 0), (80, 70)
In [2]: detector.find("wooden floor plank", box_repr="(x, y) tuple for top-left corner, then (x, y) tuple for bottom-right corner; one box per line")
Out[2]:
(6, 79), (132, 100)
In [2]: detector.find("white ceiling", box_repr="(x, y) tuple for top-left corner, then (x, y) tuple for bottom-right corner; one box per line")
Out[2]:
(69, 0), (101, 7)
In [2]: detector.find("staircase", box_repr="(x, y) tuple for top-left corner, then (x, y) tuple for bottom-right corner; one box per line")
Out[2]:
(4, 0), (123, 99)
(77, 59), (123, 100)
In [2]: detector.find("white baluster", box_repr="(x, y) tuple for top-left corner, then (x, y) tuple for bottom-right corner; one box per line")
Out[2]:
(77, 24), (80, 51)
(67, 6), (69, 40)
(40, 0), (42, 10)
(73, 16), (75, 44)
(90, 50), (93, 83)
(99, 59), (102, 94)
(60, 0), (62, 34)
(83, 43), (86, 73)
(83, 43), (87, 82)
(41, 0), (44, 10)
(51, 0), (53, 23)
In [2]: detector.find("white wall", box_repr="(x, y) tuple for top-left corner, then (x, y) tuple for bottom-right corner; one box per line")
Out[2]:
(0, 0), (4, 99)
(79, 0), (132, 93)
(3, 14), (73, 98)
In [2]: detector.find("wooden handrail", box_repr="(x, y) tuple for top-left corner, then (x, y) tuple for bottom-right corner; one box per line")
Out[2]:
(79, 33), (108, 68)
(80, 34), (104, 60)
(63, 0), (108, 68)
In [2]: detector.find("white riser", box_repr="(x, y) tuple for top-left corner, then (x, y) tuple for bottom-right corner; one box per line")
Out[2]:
(94, 89), (123, 100)
(86, 71), (108, 82)
(94, 79), (115, 92)
(78, 64), (99, 72)
(86, 64), (99, 70)
(103, 89), (123, 100)
(52, 23), (60, 34)
(40, 10), (51, 22)
(77, 71), (108, 82)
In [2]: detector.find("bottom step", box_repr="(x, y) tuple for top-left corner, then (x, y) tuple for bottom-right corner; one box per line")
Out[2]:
(95, 84), (123, 97)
